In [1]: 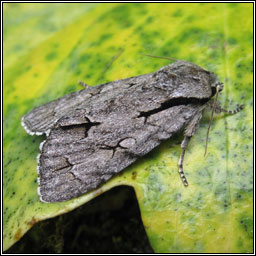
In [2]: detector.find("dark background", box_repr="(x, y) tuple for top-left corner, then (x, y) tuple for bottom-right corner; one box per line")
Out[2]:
(6, 186), (154, 253)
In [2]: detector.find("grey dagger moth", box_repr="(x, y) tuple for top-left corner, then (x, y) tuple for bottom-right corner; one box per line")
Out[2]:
(21, 60), (243, 203)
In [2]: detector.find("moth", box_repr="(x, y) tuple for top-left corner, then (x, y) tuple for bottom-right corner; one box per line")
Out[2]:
(21, 60), (243, 203)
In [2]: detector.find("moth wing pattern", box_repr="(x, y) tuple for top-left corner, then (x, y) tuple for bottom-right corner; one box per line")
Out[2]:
(38, 103), (202, 202)
(22, 74), (158, 136)
(21, 86), (103, 136)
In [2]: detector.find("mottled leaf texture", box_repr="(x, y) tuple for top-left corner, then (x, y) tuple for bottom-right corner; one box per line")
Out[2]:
(22, 61), (220, 202)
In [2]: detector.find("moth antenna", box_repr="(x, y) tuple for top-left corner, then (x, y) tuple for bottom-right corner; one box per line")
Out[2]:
(143, 54), (179, 62)
(97, 48), (124, 81)
(204, 84), (221, 157)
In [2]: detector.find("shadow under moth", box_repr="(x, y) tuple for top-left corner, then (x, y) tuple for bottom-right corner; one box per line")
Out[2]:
(21, 60), (243, 203)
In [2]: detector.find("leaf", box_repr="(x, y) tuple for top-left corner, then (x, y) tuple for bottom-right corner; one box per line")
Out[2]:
(3, 3), (253, 252)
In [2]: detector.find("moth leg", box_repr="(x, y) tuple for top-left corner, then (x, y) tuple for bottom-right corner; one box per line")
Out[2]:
(210, 100), (244, 114)
(178, 110), (204, 186)
(178, 136), (190, 186)
(78, 80), (90, 89)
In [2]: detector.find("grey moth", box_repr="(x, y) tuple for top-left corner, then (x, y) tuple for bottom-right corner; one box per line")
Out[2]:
(21, 60), (243, 202)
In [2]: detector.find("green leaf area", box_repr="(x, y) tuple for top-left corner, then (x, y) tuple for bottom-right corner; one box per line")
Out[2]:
(3, 3), (253, 253)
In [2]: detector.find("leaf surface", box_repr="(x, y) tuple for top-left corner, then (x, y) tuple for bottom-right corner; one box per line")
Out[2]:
(3, 3), (253, 252)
